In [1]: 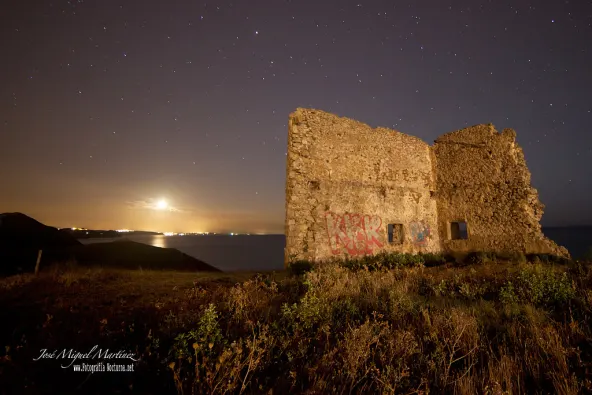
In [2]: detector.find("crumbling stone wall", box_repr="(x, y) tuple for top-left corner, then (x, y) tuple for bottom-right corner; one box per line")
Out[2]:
(285, 108), (441, 264)
(285, 108), (569, 265)
(433, 125), (568, 257)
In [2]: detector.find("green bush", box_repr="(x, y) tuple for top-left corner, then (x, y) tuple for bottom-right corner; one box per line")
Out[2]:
(341, 253), (426, 271)
(331, 298), (362, 326)
(170, 303), (225, 370)
(499, 281), (518, 304)
(434, 279), (450, 297)
(501, 266), (575, 306)
(282, 292), (327, 331)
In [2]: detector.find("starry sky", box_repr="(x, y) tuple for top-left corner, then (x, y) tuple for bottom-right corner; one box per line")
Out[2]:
(1, 0), (591, 233)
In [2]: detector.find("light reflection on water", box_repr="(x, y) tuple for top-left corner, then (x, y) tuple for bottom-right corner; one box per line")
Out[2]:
(151, 235), (166, 249)
(81, 234), (286, 272)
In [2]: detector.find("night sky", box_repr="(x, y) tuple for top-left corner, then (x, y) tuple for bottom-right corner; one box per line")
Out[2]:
(2, 0), (591, 233)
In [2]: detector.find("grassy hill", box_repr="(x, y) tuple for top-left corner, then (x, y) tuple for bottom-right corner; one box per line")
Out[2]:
(1, 255), (591, 394)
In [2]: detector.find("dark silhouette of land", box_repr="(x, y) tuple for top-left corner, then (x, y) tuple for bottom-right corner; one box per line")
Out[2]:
(0, 213), (220, 275)
(77, 239), (220, 272)
(0, 212), (81, 250)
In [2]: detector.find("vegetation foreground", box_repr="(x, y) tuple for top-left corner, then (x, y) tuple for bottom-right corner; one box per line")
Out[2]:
(1, 254), (592, 394)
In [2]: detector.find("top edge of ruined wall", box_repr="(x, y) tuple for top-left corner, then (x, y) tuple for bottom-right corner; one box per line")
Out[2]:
(290, 109), (519, 148)
(434, 123), (517, 145)
(290, 108), (430, 146)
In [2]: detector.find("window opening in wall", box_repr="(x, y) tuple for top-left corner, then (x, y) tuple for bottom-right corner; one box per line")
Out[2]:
(387, 224), (404, 244)
(450, 221), (468, 240)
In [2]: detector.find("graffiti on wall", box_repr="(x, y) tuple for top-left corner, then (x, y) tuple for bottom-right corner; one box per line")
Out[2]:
(325, 212), (384, 256)
(377, 168), (432, 187)
(410, 221), (431, 245)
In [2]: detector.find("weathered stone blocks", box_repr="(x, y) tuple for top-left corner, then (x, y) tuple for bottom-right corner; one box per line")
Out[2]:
(285, 108), (569, 265)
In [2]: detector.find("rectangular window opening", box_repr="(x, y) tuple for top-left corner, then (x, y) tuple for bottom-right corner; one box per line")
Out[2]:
(450, 221), (468, 240)
(387, 223), (404, 245)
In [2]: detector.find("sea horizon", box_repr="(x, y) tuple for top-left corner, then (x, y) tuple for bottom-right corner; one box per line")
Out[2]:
(78, 226), (592, 272)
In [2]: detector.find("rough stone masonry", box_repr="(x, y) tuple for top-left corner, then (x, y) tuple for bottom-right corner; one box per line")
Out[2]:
(284, 108), (569, 265)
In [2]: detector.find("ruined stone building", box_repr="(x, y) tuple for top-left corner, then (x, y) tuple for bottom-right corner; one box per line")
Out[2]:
(284, 108), (568, 265)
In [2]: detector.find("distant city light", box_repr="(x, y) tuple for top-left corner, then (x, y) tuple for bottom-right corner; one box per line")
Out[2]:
(63, 228), (265, 236)
(157, 231), (217, 236)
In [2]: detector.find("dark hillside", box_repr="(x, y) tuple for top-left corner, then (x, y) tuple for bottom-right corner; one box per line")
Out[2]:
(0, 213), (220, 274)
(76, 240), (221, 272)
(0, 213), (81, 275)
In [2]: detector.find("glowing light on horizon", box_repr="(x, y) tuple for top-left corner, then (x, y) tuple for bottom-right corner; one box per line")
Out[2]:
(155, 199), (168, 210)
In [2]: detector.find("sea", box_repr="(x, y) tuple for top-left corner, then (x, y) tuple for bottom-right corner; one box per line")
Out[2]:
(79, 227), (592, 272)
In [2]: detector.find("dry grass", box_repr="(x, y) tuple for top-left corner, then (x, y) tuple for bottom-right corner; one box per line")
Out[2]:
(1, 258), (592, 394)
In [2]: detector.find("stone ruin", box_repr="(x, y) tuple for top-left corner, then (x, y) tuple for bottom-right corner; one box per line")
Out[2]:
(284, 108), (569, 265)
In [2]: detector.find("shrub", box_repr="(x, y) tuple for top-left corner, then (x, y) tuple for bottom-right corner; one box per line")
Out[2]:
(169, 304), (276, 394)
(288, 260), (314, 276)
(433, 279), (454, 297)
(527, 254), (571, 265)
(171, 303), (224, 358)
(227, 275), (279, 323)
(528, 253), (551, 264)
(499, 281), (518, 304)
(330, 298), (362, 326)
(420, 253), (447, 266)
(431, 274), (490, 300)
(464, 251), (496, 265)
(507, 252), (527, 264)
(6, 251), (592, 395)
(495, 251), (527, 263)
(341, 253), (425, 271)
(283, 291), (327, 330)
(501, 266), (576, 306)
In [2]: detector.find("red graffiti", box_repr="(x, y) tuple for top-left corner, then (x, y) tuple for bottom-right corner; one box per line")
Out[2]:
(325, 212), (384, 256)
